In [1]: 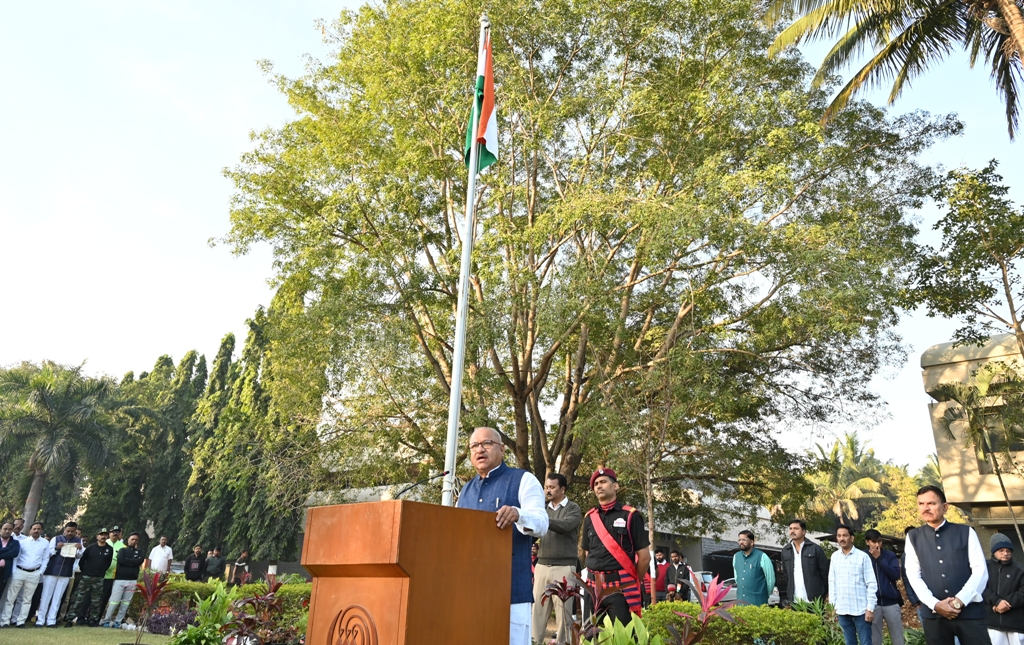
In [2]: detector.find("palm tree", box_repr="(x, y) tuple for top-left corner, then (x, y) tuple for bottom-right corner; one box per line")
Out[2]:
(916, 453), (943, 487)
(0, 362), (114, 525)
(766, 0), (1024, 138)
(934, 365), (1024, 547)
(807, 432), (889, 526)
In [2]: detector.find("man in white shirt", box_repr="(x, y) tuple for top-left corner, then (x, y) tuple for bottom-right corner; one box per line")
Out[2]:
(144, 536), (174, 573)
(1, 522), (49, 627)
(905, 485), (990, 645)
(456, 426), (548, 645)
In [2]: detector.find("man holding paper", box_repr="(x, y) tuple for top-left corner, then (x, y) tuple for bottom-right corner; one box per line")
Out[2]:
(36, 522), (83, 627)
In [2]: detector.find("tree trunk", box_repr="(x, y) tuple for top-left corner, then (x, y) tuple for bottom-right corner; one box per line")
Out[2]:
(983, 432), (1024, 548)
(991, 0), (1024, 61)
(22, 469), (46, 527)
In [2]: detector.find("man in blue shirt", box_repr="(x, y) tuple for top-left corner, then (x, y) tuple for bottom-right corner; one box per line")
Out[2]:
(829, 525), (876, 645)
(865, 529), (905, 645)
(732, 530), (775, 605)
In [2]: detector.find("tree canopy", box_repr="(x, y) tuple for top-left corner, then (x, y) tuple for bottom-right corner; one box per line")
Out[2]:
(219, 0), (958, 535)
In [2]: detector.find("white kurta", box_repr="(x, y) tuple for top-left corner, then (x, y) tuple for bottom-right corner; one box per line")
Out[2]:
(479, 464), (548, 645)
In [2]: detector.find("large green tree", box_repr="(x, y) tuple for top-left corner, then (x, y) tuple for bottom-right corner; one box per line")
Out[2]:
(0, 362), (114, 526)
(80, 351), (205, 544)
(916, 161), (1024, 358)
(181, 304), (325, 560)
(222, 0), (957, 515)
(767, 0), (1024, 137)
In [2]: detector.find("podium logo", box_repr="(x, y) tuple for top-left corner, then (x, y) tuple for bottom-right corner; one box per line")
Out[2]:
(328, 604), (378, 645)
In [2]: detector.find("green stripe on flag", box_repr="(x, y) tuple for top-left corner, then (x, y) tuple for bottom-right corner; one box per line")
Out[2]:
(465, 76), (496, 173)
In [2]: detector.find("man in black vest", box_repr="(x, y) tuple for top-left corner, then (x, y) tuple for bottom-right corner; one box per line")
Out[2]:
(781, 518), (829, 606)
(905, 485), (991, 645)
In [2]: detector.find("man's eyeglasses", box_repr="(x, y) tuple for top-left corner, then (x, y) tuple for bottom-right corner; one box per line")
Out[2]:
(469, 440), (501, 451)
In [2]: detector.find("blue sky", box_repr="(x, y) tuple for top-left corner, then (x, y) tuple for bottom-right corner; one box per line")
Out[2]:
(0, 2), (1019, 470)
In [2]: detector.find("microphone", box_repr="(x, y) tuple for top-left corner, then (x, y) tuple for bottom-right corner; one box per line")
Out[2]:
(395, 471), (451, 499)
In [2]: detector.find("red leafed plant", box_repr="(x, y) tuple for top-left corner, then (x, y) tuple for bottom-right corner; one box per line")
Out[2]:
(665, 573), (742, 645)
(134, 570), (170, 645)
(222, 574), (287, 645)
(540, 572), (623, 645)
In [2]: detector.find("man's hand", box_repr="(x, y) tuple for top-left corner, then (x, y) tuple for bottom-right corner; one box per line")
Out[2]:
(933, 598), (961, 619)
(865, 610), (874, 623)
(996, 600), (1012, 613)
(868, 543), (881, 558)
(496, 505), (520, 529)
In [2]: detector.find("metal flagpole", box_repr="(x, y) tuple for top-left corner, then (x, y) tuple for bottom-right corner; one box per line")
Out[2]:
(441, 14), (490, 507)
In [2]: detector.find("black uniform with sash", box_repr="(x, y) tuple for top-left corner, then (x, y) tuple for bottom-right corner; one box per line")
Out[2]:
(582, 501), (650, 626)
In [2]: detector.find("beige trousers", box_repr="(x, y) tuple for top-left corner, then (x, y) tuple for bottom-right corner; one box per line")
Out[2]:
(532, 564), (577, 645)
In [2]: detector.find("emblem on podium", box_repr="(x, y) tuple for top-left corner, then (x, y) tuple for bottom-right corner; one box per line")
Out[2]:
(328, 605), (378, 645)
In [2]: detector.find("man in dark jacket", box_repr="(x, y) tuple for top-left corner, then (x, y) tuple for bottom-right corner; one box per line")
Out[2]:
(101, 532), (145, 628)
(667, 551), (691, 601)
(983, 533), (1024, 645)
(64, 528), (114, 627)
(0, 522), (20, 601)
(184, 545), (206, 582)
(204, 547), (226, 582)
(866, 529), (905, 645)
(781, 518), (829, 606)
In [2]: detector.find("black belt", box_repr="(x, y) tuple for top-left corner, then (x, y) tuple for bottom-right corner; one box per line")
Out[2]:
(17, 566), (40, 572)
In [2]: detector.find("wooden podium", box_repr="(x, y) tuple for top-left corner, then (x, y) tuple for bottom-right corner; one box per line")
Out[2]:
(302, 500), (512, 645)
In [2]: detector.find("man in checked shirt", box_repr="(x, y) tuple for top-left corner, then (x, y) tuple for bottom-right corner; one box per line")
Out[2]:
(829, 524), (876, 645)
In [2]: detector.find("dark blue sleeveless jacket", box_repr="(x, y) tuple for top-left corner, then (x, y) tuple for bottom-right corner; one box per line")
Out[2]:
(43, 536), (82, 577)
(908, 521), (986, 620)
(457, 463), (534, 604)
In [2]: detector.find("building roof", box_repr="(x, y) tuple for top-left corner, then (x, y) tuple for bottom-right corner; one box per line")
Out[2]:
(921, 333), (1020, 369)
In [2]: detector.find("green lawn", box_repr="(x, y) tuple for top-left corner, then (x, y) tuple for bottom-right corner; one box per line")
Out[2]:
(0, 626), (172, 645)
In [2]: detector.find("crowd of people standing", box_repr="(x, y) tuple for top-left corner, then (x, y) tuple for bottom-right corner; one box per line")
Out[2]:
(0, 519), (248, 629)
(457, 424), (1024, 645)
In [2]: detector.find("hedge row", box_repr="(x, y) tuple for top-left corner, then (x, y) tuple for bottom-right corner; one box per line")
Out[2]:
(642, 601), (826, 645)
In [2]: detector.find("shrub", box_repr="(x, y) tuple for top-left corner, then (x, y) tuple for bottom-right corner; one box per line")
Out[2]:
(643, 601), (826, 645)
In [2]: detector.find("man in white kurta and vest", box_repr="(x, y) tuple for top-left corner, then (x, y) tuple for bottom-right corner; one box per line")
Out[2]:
(905, 485), (991, 645)
(457, 427), (548, 645)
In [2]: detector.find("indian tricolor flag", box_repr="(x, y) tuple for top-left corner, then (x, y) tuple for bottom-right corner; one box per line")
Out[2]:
(465, 32), (497, 173)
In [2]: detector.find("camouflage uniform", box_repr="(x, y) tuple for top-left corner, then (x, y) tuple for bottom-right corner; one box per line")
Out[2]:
(65, 575), (105, 625)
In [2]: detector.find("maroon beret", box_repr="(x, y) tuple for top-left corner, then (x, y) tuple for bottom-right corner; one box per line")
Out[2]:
(590, 468), (617, 489)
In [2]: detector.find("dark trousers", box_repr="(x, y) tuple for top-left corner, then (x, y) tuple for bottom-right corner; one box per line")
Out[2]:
(596, 592), (632, 628)
(921, 617), (992, 645)
(837, 614), (873, 645)
(28, 579), (43, 623)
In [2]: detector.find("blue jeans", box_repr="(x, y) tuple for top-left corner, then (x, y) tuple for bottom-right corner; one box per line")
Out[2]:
(838, 613), (873, 645)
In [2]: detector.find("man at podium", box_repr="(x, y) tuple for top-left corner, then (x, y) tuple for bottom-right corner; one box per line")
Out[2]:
(457, 427), (549, 645)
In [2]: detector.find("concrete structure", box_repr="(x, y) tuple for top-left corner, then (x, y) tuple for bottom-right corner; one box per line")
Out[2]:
(921, 332), (1024, 552)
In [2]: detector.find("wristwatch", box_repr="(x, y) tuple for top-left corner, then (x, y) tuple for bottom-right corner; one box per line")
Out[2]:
(950, 598), (964, 611)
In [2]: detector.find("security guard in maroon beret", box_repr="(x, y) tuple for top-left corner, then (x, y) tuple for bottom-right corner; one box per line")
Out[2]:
(582, 468), (651, 626)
